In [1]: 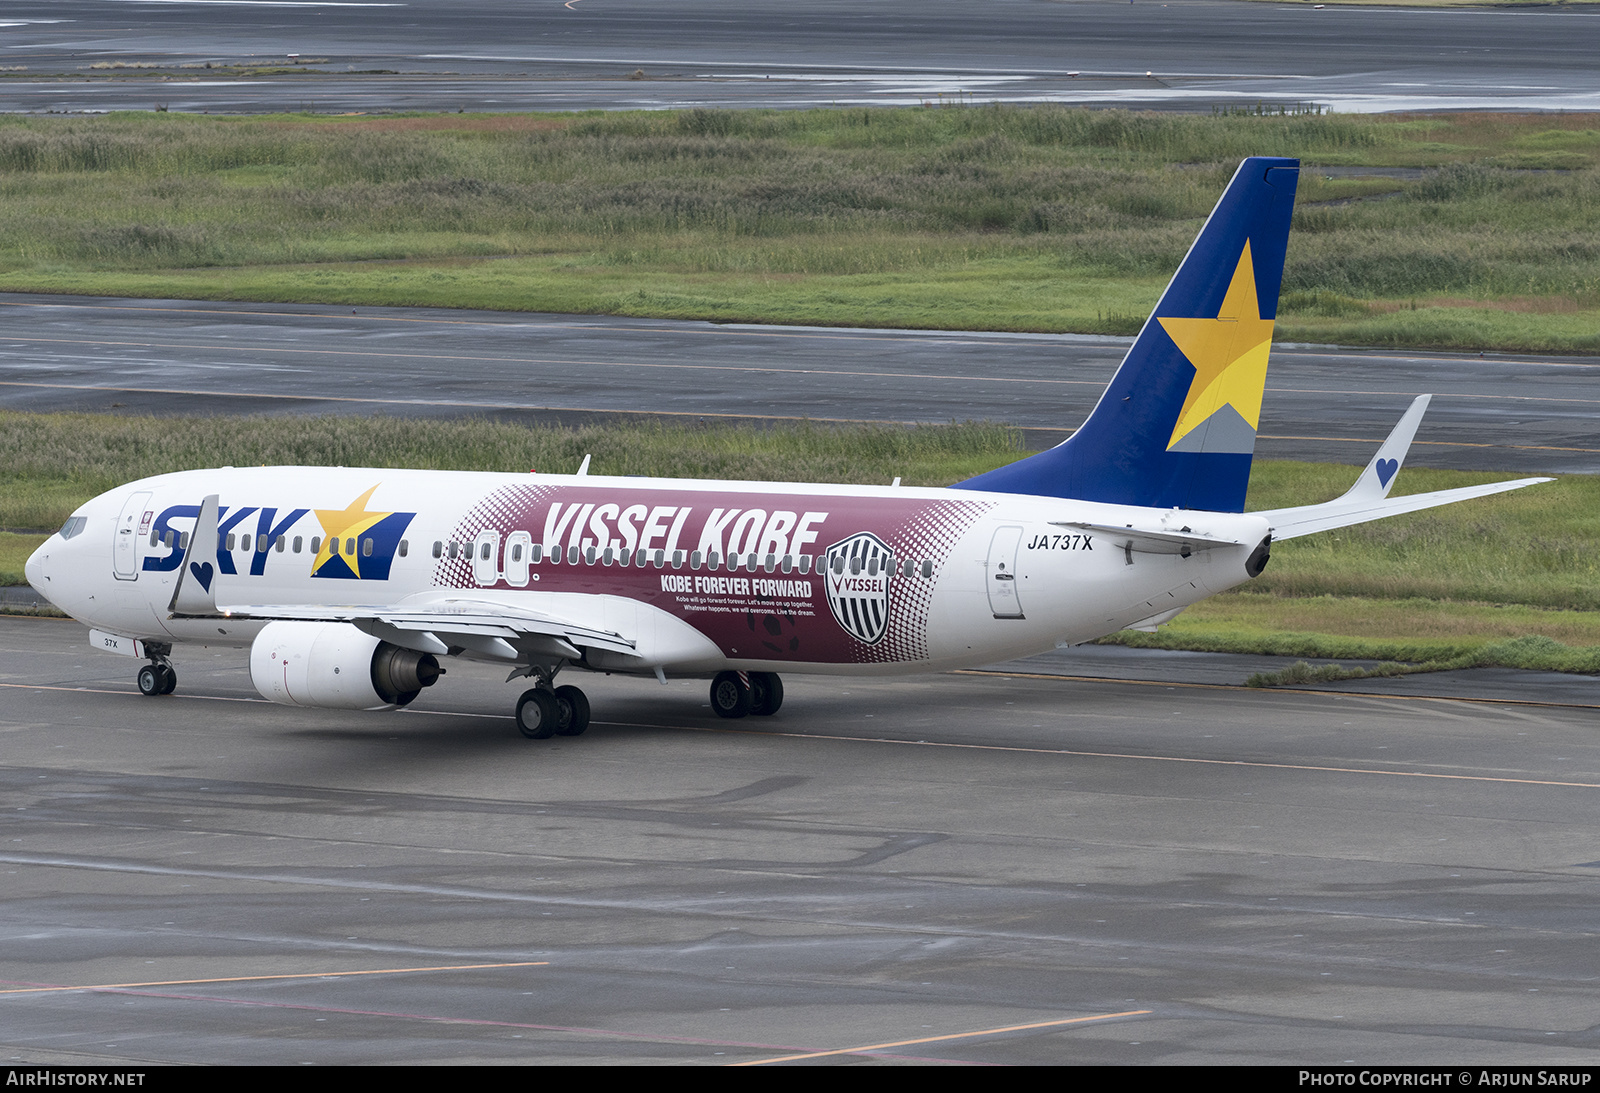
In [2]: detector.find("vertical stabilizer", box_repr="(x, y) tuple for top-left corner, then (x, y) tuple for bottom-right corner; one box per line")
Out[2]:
(956, 157), (1300, 512)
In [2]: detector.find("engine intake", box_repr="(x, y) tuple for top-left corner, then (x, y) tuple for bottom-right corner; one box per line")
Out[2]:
(250, 621), (442, 709)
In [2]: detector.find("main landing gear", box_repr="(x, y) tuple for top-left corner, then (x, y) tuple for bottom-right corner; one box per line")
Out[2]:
(709, 671), (783, 719)
(515, 684), (590, 740)
(136, 646), (177, 697)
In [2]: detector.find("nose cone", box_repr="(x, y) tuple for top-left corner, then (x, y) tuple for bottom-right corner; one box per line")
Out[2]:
(25, 539), (56, 607)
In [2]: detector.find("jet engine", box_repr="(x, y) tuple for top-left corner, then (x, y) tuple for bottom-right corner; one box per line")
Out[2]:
(249, 621), (442, 709)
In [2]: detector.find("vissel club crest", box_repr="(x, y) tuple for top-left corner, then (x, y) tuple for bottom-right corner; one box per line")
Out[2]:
(823, 532), (894, 645)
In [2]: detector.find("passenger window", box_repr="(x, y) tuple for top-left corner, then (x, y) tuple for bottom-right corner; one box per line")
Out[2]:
(480, 541), (491, 561)
(275, 535), (285, 553)
(798, 555), (811, 574)
(345, 538), (356, 556)
(241, 534), (251, 552)
(432, 541), (442, 559)
(165, 530), (175, 548)
(531, 544), (543, 563)
(921, 560), (933, 578)
(179, 531), (190, 550)
(148, 530), (158, 547)
(226, 533), (236, 551)
(690, 550), (702, 569)
(568, 545), (580, 564)
(397, 539), (408, 558)
(447, 541), (459, 560)
(293, 535), (303, 553)
(311, 536), (322, 554)
(511, 543), (522, 563)
(672, 550), (684, 568)
(364, 538), (374, 558)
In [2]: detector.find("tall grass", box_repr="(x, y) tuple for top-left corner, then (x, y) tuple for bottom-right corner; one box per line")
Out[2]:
(0, 411), (1023, 530)
(0, 108), (1596, 327)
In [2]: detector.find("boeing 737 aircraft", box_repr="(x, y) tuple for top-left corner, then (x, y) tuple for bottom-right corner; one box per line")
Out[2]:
(25, 158), (1550, 738)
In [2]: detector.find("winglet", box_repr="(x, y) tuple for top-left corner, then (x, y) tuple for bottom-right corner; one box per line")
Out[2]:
(1343, 394), (1431, 503)
(1253, 401), (1552, 541)
(168, 493), (221, 616)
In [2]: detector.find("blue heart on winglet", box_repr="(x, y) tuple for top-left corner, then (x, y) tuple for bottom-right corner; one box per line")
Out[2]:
(1376, 458), (1399, 487)
(189, 560), (214, 592)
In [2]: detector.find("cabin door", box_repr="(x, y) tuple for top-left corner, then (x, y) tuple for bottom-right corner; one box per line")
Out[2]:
(112, 492), (152, 581)
(985, 525), (1025, 619)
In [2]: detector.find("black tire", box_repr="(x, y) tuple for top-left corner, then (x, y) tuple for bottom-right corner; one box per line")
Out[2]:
(158, 665), (177, 695)
(137, 664), (162, 697)
(516, 688), (559, 739)
(710, 671), (752, 719)
(750, 672), (783, 716)
(554, 685), (591, 737)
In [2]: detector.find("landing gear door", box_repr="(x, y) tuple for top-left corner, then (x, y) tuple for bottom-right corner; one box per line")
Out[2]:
(985, 525), (1025, 619)
(112, 491), (152, 581)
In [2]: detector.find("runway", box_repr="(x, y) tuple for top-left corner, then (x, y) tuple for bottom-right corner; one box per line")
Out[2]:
(2, 614), (1598, 1065)
(2, 292), (1595, 475)
(2, 0), (1599, 114)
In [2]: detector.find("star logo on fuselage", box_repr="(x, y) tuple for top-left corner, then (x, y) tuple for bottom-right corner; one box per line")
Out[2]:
(312, 485), (404, 580)
(1158, 240), (1276, 453)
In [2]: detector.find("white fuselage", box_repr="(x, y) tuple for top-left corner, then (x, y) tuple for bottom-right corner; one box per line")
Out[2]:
(28, 466), (1268, 677)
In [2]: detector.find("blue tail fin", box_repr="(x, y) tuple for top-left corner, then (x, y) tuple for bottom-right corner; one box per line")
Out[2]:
(955, 157), (1300, 513)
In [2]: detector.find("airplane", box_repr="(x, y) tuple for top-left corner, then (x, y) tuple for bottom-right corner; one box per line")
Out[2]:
(25, 157), (1551, 738)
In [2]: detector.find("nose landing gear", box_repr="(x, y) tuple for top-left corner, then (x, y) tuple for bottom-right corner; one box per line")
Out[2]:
(136, 661), (176, 696)
(136, 643), (177, 696)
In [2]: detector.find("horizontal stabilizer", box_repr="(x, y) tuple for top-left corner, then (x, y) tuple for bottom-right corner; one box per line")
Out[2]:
(1050, 520), (1246, 555)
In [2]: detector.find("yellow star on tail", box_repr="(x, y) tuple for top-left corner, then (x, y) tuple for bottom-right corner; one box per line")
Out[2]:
(1158, 240), (1276, 452)
(312, 484), (392, 578)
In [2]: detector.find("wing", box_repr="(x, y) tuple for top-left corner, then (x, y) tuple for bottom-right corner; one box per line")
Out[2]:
(164, 495), (643, 664)
(1253, 395), (1552, 540)
(205, 595), (637, 663)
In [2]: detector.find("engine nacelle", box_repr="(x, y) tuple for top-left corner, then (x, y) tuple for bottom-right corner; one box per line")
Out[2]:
(249, 621), (442, 709)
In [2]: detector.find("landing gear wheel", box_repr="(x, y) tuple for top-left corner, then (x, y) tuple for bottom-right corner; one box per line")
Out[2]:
(137, 664), (162, 697)
(710, 671), (752, 719)
(749, 672), (783, 716)
(158, 665), (177, 695)
(554, 685), (591, 737)
(516, 688), (560, 739)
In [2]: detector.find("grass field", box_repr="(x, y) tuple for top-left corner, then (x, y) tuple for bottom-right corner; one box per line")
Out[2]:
(2, 412), (1590, 678)
(0, 108), (1598, 349)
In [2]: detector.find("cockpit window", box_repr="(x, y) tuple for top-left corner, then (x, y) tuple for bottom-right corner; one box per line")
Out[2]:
(58, 516), (87, 540)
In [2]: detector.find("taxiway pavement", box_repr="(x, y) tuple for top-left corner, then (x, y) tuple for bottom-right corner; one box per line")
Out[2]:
(1, 293), (1593, 475)
(2, 614), (1598, 1065)
(3, 0), (1599, 114)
